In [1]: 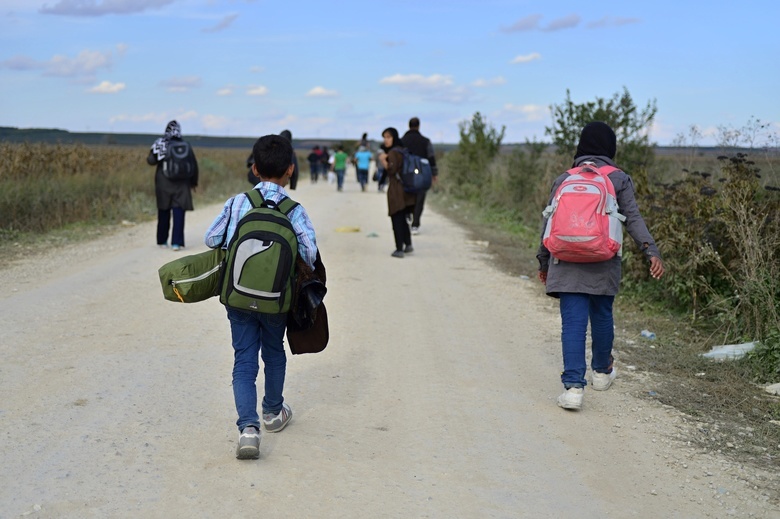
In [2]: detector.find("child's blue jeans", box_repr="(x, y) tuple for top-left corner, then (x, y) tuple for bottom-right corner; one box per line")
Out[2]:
(227, 307), (287, 431)
(559, 293), (615, 388)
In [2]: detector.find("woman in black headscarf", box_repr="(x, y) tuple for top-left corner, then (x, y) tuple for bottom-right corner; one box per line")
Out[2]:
(147, 120), (198, 251)
(536, 122), (664, 410)
(381, 127), (416, 258)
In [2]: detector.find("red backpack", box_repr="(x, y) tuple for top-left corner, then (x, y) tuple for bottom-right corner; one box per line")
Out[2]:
(542, 163), (626, 263)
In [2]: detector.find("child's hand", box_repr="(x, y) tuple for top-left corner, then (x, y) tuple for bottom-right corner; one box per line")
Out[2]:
(649, 256), (664, 280)
(538, 271), (547, 285)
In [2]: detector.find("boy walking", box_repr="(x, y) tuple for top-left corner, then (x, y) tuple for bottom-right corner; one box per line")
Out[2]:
(354, 145), (373, 192)
(537, 122), (664, 411)
(205, 135), (318, 459)
(332, 145), (349, 191)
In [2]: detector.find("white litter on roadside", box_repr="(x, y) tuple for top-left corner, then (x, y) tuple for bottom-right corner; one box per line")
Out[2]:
(764, 383), (780, 396)
(701, 342), (756, 360)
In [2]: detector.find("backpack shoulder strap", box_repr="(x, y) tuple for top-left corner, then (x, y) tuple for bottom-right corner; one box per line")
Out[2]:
(277, 196), (299, 216)
(245, 189), (264, 208)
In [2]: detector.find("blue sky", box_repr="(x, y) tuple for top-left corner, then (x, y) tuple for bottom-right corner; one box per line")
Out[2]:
(1, 0), (778, 145)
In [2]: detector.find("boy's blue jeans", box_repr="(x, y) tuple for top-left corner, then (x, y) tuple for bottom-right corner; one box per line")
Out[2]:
(335, 169), (345, 190)
(227, 307), (287, 431)
(559, 293), (615, 388)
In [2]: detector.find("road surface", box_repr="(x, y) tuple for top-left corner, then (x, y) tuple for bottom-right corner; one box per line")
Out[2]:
(1, 176), (776, 518)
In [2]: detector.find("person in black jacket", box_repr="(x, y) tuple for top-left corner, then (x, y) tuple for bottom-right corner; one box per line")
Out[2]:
(401, 117), (438, 234)
(146, 120), (198, 251)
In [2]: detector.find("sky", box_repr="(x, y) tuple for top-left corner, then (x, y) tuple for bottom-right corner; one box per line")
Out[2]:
(1, 0), (778, 145)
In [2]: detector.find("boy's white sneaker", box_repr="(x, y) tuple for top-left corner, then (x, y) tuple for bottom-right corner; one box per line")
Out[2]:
(263, 402), (292, 433)
(557, 387), (584, 410)
(591, 368), (617, 391)
(236, 426), (260, 459)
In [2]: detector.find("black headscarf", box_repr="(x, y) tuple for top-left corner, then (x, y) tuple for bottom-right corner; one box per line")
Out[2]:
(382, 127), (403, 150)
(574, 122), (616, 162)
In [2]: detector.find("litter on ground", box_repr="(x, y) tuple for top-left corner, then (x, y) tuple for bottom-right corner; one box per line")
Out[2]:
(701, 342), (756, 360)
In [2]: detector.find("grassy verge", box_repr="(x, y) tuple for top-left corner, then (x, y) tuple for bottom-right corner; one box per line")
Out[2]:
(0, 144), (253, 266)
(428, 190), (780, 470)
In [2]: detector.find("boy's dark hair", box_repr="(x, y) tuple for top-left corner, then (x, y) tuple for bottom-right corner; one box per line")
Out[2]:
(409, 117), (420, 129)
(253, 134), (293, 179)
(337, 145), (344, 151)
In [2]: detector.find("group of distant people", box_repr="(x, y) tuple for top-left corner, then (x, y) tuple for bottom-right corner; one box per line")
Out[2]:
(146, 117), (665, 462)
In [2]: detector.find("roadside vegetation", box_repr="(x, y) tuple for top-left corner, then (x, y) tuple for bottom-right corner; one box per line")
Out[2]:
(432, 92), (780, 468)
(0, 144), (256, 262)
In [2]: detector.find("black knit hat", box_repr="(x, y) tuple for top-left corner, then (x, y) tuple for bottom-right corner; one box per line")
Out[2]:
(574, 122), (616, 160)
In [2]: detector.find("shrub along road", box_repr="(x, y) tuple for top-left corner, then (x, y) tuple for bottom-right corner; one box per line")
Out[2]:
(0, 177), (777, 517)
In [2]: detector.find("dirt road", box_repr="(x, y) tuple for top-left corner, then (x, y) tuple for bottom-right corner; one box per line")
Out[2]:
(1, 177), (777, 518)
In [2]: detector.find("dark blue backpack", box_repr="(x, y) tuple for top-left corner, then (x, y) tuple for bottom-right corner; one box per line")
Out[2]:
(399, 149), (432, 193)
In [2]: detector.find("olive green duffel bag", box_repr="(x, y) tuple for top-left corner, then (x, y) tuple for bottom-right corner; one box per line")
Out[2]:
(158, 248), (226, 303)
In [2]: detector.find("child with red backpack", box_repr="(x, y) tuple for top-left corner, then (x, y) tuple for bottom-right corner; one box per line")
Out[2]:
(537, 122), (664, 411)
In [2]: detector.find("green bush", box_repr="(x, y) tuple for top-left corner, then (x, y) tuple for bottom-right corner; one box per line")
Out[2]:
(742, 329), (780, 383)
(637, 153), (780, 341)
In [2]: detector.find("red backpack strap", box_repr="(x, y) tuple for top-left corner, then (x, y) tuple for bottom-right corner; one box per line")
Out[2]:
(566, 164), (619, 176)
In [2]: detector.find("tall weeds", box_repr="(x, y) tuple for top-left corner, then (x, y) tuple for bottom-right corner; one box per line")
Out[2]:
(0, 143), (249, 236)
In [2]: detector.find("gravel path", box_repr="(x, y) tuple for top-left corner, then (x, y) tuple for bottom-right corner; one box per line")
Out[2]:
(1, 177), (777, 518)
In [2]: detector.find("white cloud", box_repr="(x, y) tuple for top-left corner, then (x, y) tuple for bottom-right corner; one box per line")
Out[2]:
(379, 73), (453, 88)
(202, 13), (239, 33)
(40, 0), (175, 16)
(587, 16), (640, 29)
(472, 76), (506, 88)
(116, 43), (128, 55)
(544, 14), (580, 31)
(306, 86), (338, 98)
(177, 110), (198, 122)
(379, 73), (475, 104)
(500, 14), (542, 33)
(510, 53), (541, 64)
(159, 76), (201, 92)
(110, 112), (168, 124)
(216, 86), (233, 96)
(202, 114), (231, 130)
(2, 49), (115, 79)
(501, 13), (581, 33)
(88, 80), (125, 93)
(48, 50), (112, 76)
(247, 85), (269, 96)
(497, 103), (547, 122)
(249, 66), (264, 73)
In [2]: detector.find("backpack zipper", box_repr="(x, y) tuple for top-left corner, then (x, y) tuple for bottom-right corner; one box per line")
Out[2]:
(171, 263), (222, 287)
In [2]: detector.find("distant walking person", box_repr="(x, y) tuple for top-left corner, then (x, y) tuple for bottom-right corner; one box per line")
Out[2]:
(146, 120), (198, 251)
(382, 127), (416, 257)
(354, 145), (372, 192)
(332, 146), (349, 191)
(320, 146), (331, 184)
(537, 122), (665, 411)
(307, 146), (322, 183)
(401, 117), (438, 235)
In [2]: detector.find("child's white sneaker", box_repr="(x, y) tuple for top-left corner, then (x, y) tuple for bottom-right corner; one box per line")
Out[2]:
(557, 387), (584, 410)
(592, 368), (617, 391)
